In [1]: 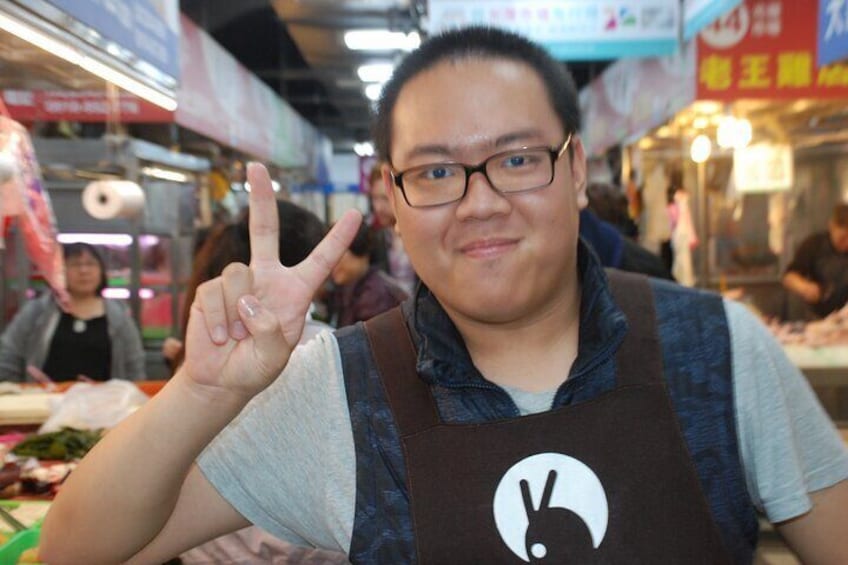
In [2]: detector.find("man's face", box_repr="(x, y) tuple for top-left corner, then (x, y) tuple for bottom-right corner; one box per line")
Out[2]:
(387, 56), (586, 324)
(829, 222), (848, 253)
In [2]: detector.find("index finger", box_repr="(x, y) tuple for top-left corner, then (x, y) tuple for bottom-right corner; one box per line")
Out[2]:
(247, 162), (280, 264)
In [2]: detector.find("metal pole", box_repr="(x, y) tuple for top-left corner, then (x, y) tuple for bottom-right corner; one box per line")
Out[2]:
(697, 161), (709, 288)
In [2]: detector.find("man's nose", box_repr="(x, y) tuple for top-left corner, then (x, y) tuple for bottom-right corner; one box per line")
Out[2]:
(456, 170), (511, 218)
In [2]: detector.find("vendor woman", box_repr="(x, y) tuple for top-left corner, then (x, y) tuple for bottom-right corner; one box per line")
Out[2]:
(0, 242), (145, 382)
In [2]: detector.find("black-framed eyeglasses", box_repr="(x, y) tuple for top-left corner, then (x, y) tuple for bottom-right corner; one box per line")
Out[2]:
(390, 134), (573, 208)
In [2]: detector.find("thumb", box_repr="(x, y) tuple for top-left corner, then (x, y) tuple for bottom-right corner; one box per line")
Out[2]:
(237, 295), (290, 372)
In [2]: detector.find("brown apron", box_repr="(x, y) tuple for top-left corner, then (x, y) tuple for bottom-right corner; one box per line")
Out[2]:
(364, 273), (732, 564)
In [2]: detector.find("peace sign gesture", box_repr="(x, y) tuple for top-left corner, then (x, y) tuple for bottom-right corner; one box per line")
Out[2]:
(182, 163), (361, 398)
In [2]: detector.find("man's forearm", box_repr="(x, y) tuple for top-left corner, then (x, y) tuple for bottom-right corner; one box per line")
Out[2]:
(40, 371), (250, 563)
(783, 271), (817, 302)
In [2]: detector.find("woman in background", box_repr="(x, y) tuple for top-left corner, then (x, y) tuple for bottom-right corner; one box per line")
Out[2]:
(0, 242), (145, 382)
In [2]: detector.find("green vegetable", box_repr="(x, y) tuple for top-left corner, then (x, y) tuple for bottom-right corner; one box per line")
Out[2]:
(12, 427), (102, 461)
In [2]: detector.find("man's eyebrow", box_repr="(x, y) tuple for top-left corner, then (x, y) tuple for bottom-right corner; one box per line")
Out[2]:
(401, 144), (452, 162)
(494, 129), (546, 147)
(400, 129), (548, 163)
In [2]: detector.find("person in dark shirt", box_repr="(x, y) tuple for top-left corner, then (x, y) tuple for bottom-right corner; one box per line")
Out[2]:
(0, 242), (144, 382)
(579, 209), (673, 280)
(783, 203), (848, 318)
(329, 221), (408, 327)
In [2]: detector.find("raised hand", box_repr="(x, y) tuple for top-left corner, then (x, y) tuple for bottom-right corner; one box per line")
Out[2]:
(182, 163), (361, 398)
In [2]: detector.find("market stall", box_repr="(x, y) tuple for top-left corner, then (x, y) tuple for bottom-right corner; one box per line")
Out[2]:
(579, 0), (848, 420)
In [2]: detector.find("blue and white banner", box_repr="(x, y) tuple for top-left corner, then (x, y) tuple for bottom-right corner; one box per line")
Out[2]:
(818, 0), (848, 66)
(44, 0), (180, 79)
(683, 0), (743, 40)
(427, 0), (679, 60)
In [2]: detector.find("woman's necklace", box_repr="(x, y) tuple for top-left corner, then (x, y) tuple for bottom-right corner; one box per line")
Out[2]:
(72, 318), (87, 333)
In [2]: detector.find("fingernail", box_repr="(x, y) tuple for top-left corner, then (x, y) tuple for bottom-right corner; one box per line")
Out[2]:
(212, 325), (227, 343)
(240, 296), (260, 318)
(232, 320), (248, 340)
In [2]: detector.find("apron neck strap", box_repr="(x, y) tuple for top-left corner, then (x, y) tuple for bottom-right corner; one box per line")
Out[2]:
(606, 269), (663, 388)
(365, 307), (440, 435)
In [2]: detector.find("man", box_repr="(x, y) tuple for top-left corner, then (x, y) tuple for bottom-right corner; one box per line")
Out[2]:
(783, 203), (848, 318)
(42, 27), (847, 564)
(579, 208), (673, 280)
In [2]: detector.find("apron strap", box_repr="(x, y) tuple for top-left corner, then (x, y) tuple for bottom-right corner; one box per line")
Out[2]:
(364, 307), (440, 435)
(606, 269), (663, 388)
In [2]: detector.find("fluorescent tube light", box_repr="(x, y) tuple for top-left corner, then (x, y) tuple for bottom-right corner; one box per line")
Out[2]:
(345, 30), (420, 51)
(357, 63), (395, 83)
(364, 83), (383, 101)
(0, 11), (176, 111)
(140, 166), (189, 183)
(0, 12), (82, 64)
(80, 58), (177, 111)
(102, 288), (156, 300)
(354, 142), (374, 157)
(58, 233), (133, 246)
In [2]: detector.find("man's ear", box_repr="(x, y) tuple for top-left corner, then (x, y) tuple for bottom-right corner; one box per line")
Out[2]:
(381, 164), (403, 234)
(570, 136), (589, 210)
(381, 164), (396, 207)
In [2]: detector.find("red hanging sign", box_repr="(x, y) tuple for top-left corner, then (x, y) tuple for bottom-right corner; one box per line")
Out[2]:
(697, 0), (848, 100)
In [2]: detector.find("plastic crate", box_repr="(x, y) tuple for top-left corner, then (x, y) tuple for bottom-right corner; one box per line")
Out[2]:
(0, 526), (40, 565)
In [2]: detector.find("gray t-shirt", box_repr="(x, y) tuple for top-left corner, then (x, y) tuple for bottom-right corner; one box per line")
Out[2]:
(197, 299), (848, 553)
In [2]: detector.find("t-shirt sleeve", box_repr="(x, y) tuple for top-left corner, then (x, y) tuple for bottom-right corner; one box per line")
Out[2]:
(785, 234), (819, 278)
(726, 299), (848, 523)
(196, 332), (356, 552)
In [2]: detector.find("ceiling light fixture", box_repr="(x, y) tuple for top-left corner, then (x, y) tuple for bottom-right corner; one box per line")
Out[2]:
(354, 142), (374, 157)
(357, 62), (395, 83)
(80, 58), (177, 111)
(243, 180), (282, 192)
(364, 83), (383, 101)
(0, 12), (81, 64)
(0, 11), (177, 111)
(140, 166), (190, 183)
(58, 233), (133, 246)
(690, 134), (712, 163)
(344, 29), (421, 52)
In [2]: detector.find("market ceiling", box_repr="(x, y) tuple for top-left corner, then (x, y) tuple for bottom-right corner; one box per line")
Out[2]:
(179, 0), (610, 154)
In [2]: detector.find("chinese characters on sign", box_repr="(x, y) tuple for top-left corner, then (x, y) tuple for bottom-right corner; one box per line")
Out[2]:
(697, 0), (848, 100)
(733, 143), (793, 192)
(428, 0), (678, 59)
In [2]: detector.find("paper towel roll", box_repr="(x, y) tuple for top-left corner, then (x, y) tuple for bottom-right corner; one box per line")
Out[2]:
(82, 180), (145, 220)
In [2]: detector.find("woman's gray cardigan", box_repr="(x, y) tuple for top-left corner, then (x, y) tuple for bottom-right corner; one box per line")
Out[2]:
(0, 293), (146, 382)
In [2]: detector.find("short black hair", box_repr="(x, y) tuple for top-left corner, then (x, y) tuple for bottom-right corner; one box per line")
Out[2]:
(63, 242), (108, 293)
(833, 203), (848, 227)
(347, 221), (373, 258)
(373, 26), (581, 163)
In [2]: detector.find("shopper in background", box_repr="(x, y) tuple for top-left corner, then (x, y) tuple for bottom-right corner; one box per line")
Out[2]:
(43, 26), (848, 564)
(367, 162), (417, 295)
(579, 208), (673, 280)
(783, 203), (848, 319)
(585, 180), (639, 238)
(0, 242), (144, 382)
(329, 221), (408, 327)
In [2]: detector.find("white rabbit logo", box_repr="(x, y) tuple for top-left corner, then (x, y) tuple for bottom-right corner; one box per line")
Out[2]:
(493, 453), (609, 562)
